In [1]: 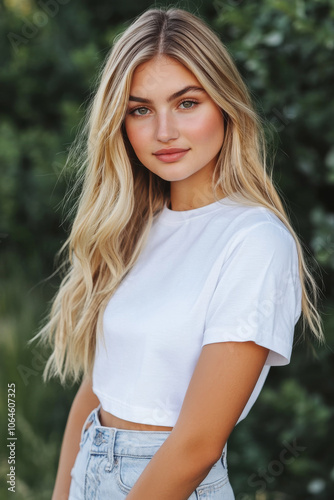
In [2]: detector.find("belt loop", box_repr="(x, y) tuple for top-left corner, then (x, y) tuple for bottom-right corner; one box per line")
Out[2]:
(105, 428), (117, 472)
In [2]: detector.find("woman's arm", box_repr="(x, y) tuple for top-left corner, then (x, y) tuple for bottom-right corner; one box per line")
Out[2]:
(51, 376), (100, 500)
(126, 341), (269, 500)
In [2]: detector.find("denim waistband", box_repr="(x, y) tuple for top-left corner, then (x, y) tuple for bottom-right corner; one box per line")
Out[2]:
(84, 403), (173, 455)
(82, 403), (227, 471)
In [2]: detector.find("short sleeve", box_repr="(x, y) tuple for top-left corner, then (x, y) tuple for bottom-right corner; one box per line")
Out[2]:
(202, 222), (302, 366)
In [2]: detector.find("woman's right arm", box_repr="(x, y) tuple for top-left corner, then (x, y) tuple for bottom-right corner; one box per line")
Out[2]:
(51, 376), (100, 500)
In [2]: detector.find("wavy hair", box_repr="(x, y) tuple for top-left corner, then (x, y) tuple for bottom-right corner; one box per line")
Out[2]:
(29, 6), (326, 386)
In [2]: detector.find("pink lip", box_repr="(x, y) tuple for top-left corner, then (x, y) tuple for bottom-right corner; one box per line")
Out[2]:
(153, 148), (190, 163)
(154, 148), (189, 155)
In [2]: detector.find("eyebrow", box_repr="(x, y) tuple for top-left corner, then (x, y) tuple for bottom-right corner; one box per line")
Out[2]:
(129, 85), (205, 104)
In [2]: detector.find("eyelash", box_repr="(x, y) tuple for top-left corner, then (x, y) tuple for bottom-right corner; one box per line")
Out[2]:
(128, 99), (199, 116)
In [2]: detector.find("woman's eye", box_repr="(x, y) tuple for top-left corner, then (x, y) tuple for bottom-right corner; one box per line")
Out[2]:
(179, 100), (198, 109)
(129, 107), (149, 116)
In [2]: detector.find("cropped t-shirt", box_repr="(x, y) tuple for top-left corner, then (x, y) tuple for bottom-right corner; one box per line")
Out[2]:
(92, 195), (302, 427)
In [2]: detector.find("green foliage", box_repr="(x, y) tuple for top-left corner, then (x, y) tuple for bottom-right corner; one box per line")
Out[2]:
(0, 0), (333, 498)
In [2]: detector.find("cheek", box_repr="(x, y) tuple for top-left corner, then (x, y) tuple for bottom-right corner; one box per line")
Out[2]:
(189, 109), (224, 147)
(124, 121), (148, 156)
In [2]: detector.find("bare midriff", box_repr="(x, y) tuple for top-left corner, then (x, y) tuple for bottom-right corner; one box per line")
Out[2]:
(99, 406), (174, 432)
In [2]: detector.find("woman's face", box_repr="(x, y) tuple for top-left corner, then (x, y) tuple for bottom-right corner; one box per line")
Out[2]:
(124, 55), (225, 208)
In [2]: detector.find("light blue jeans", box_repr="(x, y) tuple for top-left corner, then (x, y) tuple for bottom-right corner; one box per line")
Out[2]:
(68, 403), (235, 499)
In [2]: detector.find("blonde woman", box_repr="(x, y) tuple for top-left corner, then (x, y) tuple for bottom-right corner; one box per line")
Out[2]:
(30, 7), (325, 500)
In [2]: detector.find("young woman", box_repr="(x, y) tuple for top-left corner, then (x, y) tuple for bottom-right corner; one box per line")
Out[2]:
(30, 7), (325, 500)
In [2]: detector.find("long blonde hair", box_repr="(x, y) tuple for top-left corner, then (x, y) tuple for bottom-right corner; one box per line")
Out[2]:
(29, 7), (326, 386)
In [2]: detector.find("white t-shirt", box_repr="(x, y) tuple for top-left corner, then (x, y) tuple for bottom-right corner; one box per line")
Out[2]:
(92, 195), (302, 427)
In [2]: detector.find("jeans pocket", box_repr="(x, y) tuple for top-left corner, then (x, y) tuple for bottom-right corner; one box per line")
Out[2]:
(196, 474), (232, 498)
(117, 456), (152, 494)
(117, 455), (200, 498)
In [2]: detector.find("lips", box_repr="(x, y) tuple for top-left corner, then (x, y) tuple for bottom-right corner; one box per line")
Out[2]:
(153, 148), (189, 155)
(153, 148), (190, 163)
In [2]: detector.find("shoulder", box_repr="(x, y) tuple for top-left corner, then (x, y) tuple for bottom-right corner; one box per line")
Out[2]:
(212, 201), (298, 262)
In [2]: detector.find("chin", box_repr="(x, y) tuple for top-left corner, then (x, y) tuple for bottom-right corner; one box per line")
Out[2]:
(156, 165), (195, 180)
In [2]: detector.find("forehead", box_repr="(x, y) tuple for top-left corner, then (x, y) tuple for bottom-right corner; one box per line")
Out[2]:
(129, 55), (200, 95)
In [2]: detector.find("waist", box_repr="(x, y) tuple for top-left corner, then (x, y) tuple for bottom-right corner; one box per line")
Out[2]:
(99, 406), (174, 432)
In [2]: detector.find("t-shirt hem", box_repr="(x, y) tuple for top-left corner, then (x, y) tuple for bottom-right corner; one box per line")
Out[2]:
(92, 387), (178, 427)
(201, 329), (292, 366)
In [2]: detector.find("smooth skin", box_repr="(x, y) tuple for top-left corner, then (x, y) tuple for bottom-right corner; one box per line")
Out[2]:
(124, 55), (226, 211)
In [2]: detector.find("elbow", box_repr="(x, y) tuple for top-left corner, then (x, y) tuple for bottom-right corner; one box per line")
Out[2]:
(170, 431), (223, 475)
(198, 441), (224, 468)
(187, 440), (223, 478)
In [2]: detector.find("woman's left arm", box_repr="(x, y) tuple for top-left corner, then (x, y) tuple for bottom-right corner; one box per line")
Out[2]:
(126, 340), (269, 500)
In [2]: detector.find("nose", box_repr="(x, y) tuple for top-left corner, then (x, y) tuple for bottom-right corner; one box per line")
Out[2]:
(155, 111), (179, 143)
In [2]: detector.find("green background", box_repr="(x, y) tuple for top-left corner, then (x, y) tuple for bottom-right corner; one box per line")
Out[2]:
(1, 0), (333, 498)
